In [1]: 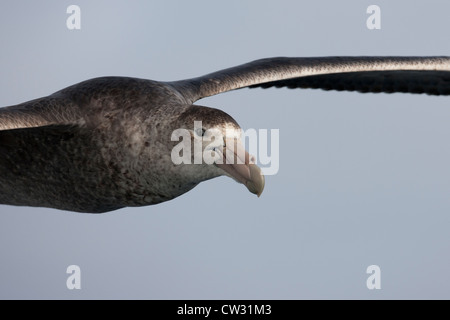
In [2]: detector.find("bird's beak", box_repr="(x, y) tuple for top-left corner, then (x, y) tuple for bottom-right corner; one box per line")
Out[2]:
(215, 138), (265, 197)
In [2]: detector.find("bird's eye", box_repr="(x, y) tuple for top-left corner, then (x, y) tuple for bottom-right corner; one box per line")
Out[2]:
(195, 128), (206, 137)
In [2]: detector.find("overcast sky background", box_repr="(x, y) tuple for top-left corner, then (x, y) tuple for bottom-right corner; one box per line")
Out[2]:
(1, 0), (450, 299)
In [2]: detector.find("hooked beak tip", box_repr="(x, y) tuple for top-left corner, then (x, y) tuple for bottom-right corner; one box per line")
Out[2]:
(245, 164), (265, 197)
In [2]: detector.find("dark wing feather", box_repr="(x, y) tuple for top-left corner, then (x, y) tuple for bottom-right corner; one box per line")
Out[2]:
(249, 70), (450, 95)
(0, 124), (120, 213)
(169, 56), (450, 102)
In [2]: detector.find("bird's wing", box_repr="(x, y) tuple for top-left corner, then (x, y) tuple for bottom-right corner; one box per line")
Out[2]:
(0, 94), (84, 131)
(169, 56), (450, 103)
(0, 76), (185, 131)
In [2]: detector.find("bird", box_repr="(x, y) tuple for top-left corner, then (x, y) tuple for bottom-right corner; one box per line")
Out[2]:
(1, 56), (450, 213)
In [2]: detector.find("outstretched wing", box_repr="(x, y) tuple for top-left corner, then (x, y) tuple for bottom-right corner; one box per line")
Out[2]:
(169, 56), (450, 103)
(0, 93), (85, 131)
(0, 76), (180, 131)
(0, 124), (121, 213)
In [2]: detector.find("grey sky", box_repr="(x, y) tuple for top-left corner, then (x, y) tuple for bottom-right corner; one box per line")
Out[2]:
(1, 0), (450, 299)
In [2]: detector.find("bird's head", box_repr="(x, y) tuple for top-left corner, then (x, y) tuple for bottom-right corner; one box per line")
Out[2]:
(170, 105), (265, 197)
